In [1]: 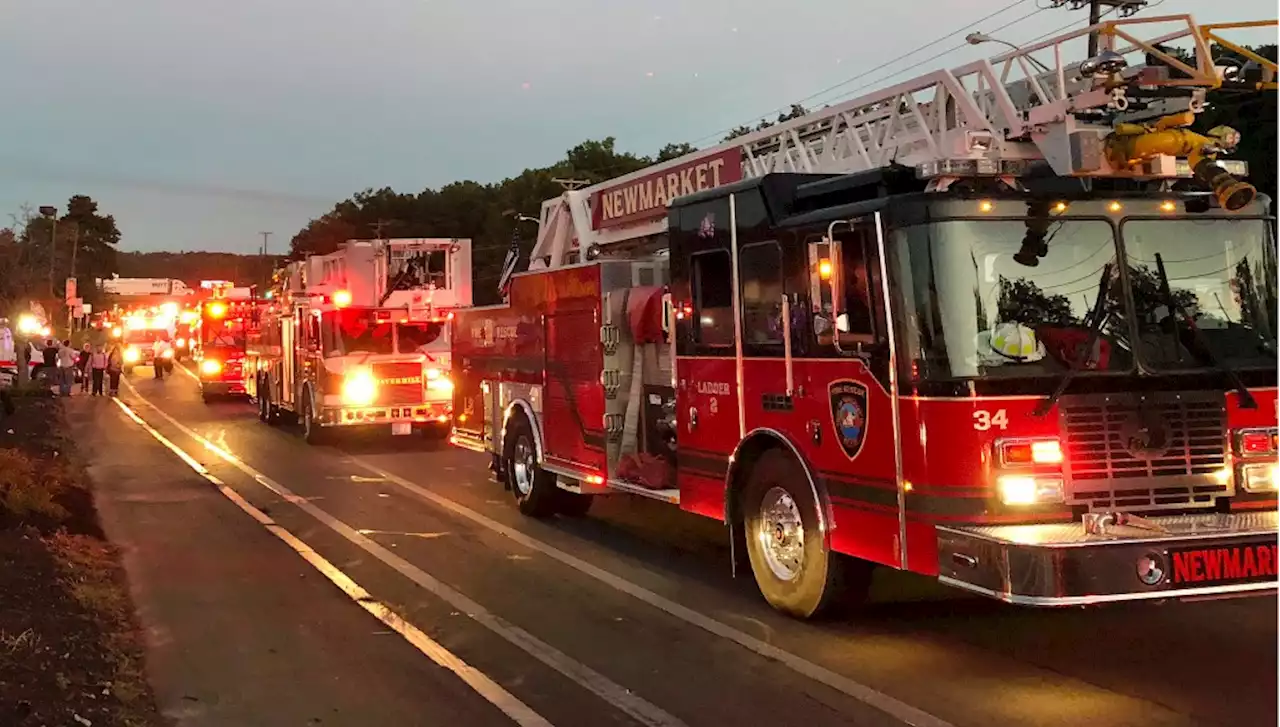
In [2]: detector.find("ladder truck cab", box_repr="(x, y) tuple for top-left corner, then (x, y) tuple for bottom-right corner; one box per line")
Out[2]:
(452, 14), (1279, 618)
(195, 287), (257, 402)
(247, 237), (472, 444)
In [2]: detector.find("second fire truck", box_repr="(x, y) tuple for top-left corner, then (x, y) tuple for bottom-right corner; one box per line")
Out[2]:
(246, 238), (472, 443)
(195, 287), (259, 402)
(452, 15), (1279, 618)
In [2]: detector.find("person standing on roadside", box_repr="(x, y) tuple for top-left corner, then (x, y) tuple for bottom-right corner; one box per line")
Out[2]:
(89, 344), (109, 396)
(151, 336), (171, 380)
(55, 339), (77, 396)
(77, 342), (92, 393)
(40, 338), (57, 386)
(106, 343), (123, 396)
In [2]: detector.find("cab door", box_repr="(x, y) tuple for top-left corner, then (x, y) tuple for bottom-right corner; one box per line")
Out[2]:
(792, 213), (905, 569)
(671, 194), (740, 520)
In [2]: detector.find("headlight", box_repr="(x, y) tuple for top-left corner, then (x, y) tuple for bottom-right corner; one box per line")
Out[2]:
(200, 359), (222, 376)
(1242, 463), (1279, 494)
(161, 349), (174, 359)
(123, 347), (140, 363)
(425, 367), (441, 380)
(176, 338), (187, 348)
(996, 475), (1064, 506)
(341, 369), (377, 407)
(111, 327), (123, 338)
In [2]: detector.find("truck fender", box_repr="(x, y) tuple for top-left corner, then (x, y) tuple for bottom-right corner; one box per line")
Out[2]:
(501, 399), (544, 464)
(724, 428), (832, 555)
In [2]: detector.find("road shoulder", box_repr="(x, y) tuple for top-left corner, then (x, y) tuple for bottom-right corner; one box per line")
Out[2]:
(69, 394), (514, 727)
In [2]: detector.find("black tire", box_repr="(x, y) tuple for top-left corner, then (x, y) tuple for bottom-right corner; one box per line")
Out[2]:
(504, 416), (558, 518)
(201, 391), (213, 404)
(740, 449), (872, 619)
(301, 391), (326, 445)
(557, 490), (594, 517)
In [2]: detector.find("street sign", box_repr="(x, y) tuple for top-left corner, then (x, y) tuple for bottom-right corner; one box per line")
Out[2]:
(70, 297), (84, 318)
(82, 303), (92, 315)
(65, 277), (77, 303)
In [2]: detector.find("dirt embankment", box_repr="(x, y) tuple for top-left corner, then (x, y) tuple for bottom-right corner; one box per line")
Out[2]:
(0, 396), (166, 727)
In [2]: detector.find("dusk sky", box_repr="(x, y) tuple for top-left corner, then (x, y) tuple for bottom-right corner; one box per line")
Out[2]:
(1, 0), (1274, 253)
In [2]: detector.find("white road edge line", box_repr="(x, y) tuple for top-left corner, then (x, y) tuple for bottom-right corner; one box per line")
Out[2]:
(348, 462), (954, 727)
(110, 397), (554, 727)
(119, 381), (689, 727)
(138, 378), (952, 727)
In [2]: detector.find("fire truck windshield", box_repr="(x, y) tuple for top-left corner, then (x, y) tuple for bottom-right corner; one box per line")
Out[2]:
(892, 199), (1278, 383)
(204, 319), (245, 348)
(396, 321), (446, 354)
(322, 310), (394, 356)
(893, 203), (1131, 381)
(1120, 215), (1276, 372)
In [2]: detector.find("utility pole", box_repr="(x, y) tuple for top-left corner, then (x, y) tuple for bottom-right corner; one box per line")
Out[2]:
(552, 178), (592, 191)
(258, 231), (273, 290)
(1050, 0), (1148, 58)
(38, 206), (57, 300)
(67, 223), (80, 336)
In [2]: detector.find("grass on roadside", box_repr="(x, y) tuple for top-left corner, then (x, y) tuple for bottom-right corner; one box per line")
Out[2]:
(0, 397), (164, 727)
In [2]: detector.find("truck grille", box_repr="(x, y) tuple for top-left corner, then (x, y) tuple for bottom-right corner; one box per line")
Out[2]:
(373, 362), (423, 406)
(1061, 394), (1230, 512)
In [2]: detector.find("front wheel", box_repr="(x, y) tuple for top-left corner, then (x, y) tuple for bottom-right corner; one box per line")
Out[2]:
(741, 449), (872, 619)
(504, 417), (558, 518)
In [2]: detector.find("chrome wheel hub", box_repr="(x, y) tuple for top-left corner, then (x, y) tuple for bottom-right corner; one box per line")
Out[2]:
(512, 437), (535, 497)
(757, 487), (805, 581)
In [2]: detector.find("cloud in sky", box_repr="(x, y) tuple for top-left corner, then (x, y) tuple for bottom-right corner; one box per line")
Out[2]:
(0, 0), (1273, 252)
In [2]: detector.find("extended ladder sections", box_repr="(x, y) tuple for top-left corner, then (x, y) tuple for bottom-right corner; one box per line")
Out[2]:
(529, 13), (1277, 270)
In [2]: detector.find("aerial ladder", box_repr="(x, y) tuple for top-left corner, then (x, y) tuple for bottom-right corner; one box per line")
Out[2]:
(529, 14), (1277, 270)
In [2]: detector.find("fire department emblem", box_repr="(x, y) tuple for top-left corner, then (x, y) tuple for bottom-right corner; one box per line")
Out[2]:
(829, 379), (869, 460)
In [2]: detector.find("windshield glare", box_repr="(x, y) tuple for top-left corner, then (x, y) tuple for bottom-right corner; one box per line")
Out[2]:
(1121, 217), (1277, 371)
(323, 310), (394, 355)
(893, 206), (1130, 380)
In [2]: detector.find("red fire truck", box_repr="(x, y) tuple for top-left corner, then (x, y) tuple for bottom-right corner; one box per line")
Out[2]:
(246, 237), (472, 443)
(195, 292), (259, 402)
(452, 15), (1279, 618)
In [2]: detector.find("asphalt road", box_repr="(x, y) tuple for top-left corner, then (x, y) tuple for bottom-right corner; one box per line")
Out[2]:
(100, 364), (1278, 727)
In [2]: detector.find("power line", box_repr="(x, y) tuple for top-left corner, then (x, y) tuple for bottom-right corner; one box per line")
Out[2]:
(687, 0), (1039, 147)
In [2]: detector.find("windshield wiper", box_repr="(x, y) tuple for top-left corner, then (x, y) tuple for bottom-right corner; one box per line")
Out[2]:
(1153, 253), (1258, 409)
(1033, 263), (1113, 417)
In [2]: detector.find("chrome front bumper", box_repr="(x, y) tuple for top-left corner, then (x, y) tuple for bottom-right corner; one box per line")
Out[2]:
(937, 511), (1278, 606)
(320, 401), (451, 427)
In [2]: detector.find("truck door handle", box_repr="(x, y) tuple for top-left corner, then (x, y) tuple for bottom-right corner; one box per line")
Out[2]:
(687, 407), (698, 432)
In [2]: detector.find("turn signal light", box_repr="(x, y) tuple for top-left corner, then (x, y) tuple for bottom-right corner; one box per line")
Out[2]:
(200, 359), (222, 375)
(332, 290), (353, 308)
(998, 438), (1063, 466)
(1238, 428), (1278, 456)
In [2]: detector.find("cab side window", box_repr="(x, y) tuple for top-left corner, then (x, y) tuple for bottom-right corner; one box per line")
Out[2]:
(692, 249), (734, 349)
(739, 241), (785, 350)
(806, 223), (880, 351)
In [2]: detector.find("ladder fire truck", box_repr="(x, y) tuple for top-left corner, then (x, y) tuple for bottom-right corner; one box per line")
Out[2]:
(452, 14), (1279, 617)
(194, 286), (259, 402)
(247, 238), (472, 443)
